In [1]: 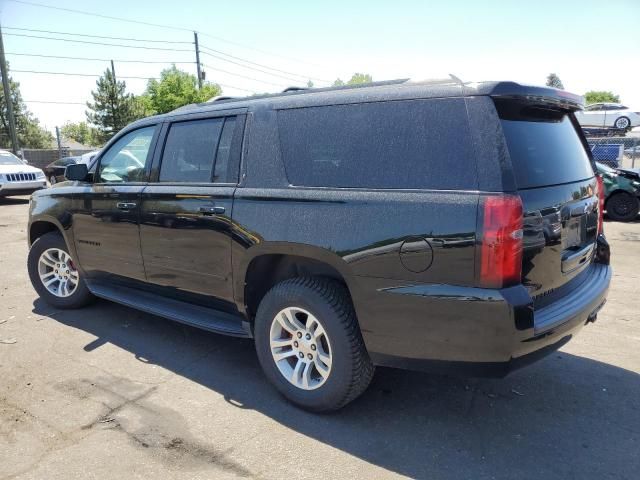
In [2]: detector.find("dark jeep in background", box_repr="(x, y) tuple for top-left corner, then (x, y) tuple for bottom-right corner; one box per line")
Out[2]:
(26, 79), (611, 411)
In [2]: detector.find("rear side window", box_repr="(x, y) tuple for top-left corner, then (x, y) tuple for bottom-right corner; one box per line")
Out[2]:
(277, 99), (477, 189)
(497, 102), (593, 189)
(160, 118), (223, 183)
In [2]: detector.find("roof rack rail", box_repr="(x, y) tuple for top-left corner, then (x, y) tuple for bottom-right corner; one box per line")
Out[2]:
(207, 95), (236, 103)
(282, 86), (308, 93)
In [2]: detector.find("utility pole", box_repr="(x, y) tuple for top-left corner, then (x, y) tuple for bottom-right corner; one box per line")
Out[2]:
(55, 126), (62, 159)
(194, 32), (202, 89)
(0, 24), (19, 154)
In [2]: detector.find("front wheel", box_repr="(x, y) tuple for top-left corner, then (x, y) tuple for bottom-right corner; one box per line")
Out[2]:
(606, 192), (640, 222)
(614, 116), (631, 130)
(27, 231), (94, 308)
(254, 277), (374, 411)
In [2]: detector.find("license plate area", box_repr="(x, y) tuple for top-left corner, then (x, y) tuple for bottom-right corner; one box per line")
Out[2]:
(564, 217), (585, 249)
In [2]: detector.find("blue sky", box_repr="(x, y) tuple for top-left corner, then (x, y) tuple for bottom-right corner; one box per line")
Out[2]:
(2, 0), (639, 133)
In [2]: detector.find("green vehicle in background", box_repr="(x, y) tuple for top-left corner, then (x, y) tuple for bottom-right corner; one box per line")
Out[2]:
(596, 162), (640, 222)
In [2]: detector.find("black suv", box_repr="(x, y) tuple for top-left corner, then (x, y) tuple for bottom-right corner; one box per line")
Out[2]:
(27, 79), (611, 411)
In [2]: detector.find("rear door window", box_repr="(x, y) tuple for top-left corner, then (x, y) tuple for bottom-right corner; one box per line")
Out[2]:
(277, 99), (477, 190)
(496, 102), (594, 189)
(160, 118), (223, 183)
(159, 116), (239, 184)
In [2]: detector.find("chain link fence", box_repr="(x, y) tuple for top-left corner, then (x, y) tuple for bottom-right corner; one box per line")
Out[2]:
(586, 134), (639, 169)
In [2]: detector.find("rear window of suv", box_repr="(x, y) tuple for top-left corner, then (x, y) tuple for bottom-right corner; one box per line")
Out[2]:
(277, 98), (477, 190)
(496, 101), (594, 189)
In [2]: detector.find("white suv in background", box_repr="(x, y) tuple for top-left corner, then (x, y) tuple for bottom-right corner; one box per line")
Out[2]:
(0, 150), (47, 198)
(575, 103), (640, 131)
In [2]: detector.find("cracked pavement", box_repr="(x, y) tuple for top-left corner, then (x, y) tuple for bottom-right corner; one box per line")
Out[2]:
(1, 196), (639, 479)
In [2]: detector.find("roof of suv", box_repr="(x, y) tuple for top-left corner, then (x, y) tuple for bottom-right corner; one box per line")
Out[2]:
(129, 78), (585, 128)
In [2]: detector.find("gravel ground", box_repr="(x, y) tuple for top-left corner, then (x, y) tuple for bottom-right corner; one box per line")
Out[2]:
(0, 196), (638, 480)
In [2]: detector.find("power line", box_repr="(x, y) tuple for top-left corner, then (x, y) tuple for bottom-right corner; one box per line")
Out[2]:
(15, 70), (255, 94)
(200, 44), (329, 84)
(6, 0), (193, 33)
(3, 33), (193, 52)
(6, 0), (331, 71)
(24, 100), (86, 105)
(11, 69), (159, 80)
(7, 52), (194, 65)
(200, 49), (303, 85)
(2, 26), (193, 44)
(201, 63), (287, 88)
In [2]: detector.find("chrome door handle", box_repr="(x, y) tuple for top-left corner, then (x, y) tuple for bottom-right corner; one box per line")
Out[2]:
(116, 202), (137, 210)
(199, 205), (225, 215)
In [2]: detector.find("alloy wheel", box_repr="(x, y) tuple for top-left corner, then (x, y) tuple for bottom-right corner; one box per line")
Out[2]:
(269, 307), (332, 390)
(37, 248), (79, 298)
(615, 117), (630, 129)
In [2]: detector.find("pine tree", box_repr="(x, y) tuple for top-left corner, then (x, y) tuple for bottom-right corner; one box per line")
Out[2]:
(545, 73), (564, 89)
(86, 69), (140, 143)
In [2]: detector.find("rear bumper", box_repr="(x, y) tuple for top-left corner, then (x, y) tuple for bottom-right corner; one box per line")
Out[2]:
(0, 181), (47, 197)
(355, 263), (611, 377)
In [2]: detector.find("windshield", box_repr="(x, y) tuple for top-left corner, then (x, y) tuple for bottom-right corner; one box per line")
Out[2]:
(0, 151), (25, 166)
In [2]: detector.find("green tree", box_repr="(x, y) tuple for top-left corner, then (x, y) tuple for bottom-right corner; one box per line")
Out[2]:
(143, 65), (222, 115)
(347, 73), (372, 85)
(86, 68), (141, 143)
(60, 121), (101, 147)
(545, 73), (564, 89)
(332, 73), (372, 87)
(584, 90), (620, 104)
(0, 64), (53, 149)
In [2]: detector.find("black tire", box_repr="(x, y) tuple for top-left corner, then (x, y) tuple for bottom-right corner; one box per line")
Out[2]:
(614, 116), (631, 131)
(254, 277), (374, 412)
(27, 231), (94, 309)
(605, 192), (640, 222)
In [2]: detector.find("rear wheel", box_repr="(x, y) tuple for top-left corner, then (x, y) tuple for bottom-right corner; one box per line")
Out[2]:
(27, 231), (94, 308)
(614, 116), (631, 130)
(254, 277), (374, 411)
(606, 192), (640, 222)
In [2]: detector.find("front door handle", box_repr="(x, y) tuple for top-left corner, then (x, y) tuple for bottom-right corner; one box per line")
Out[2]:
(116, 202), (137, 210)
(199, 205), (225, 215)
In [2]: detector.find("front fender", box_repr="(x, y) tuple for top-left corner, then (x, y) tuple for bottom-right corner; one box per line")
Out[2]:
(29, 189), (77, 260)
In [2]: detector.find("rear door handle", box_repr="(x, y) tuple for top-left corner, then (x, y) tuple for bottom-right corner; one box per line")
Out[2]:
(116, 202), (137, 210)
(199, 205), (225, 215)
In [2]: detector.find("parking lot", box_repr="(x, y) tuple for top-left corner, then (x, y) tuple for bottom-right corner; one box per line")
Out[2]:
(0, 197), (638, 480)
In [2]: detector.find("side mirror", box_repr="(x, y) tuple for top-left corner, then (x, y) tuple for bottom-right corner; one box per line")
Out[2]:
(65, 163), (89, 181)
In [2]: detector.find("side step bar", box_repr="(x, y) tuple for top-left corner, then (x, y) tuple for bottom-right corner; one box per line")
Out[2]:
(86, 281), (252, 338)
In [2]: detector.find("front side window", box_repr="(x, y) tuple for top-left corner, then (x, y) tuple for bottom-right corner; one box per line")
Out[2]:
(98, 126), (156, 183)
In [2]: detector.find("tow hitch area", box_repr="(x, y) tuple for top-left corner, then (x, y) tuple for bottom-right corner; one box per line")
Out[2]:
(586, 299), (607, 324)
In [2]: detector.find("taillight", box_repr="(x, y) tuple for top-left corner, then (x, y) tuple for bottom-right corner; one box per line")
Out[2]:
(479, 195), (523, 289)
(596, 175), (605, 234)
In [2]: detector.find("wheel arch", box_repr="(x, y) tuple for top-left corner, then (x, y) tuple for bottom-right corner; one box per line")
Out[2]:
(29, 218), (65, 246)
(236, 243), (357, 320)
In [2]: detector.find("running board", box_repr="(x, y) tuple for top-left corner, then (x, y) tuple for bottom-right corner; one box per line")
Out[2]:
(86, 281), (251, 338)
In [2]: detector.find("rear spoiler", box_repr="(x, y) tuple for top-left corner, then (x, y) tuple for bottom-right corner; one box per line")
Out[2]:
(468, 82), (585, 111)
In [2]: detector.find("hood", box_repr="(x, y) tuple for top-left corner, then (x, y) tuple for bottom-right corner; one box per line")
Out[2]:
(616, 168), (640, 181)
(0, 164), (44, 175)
